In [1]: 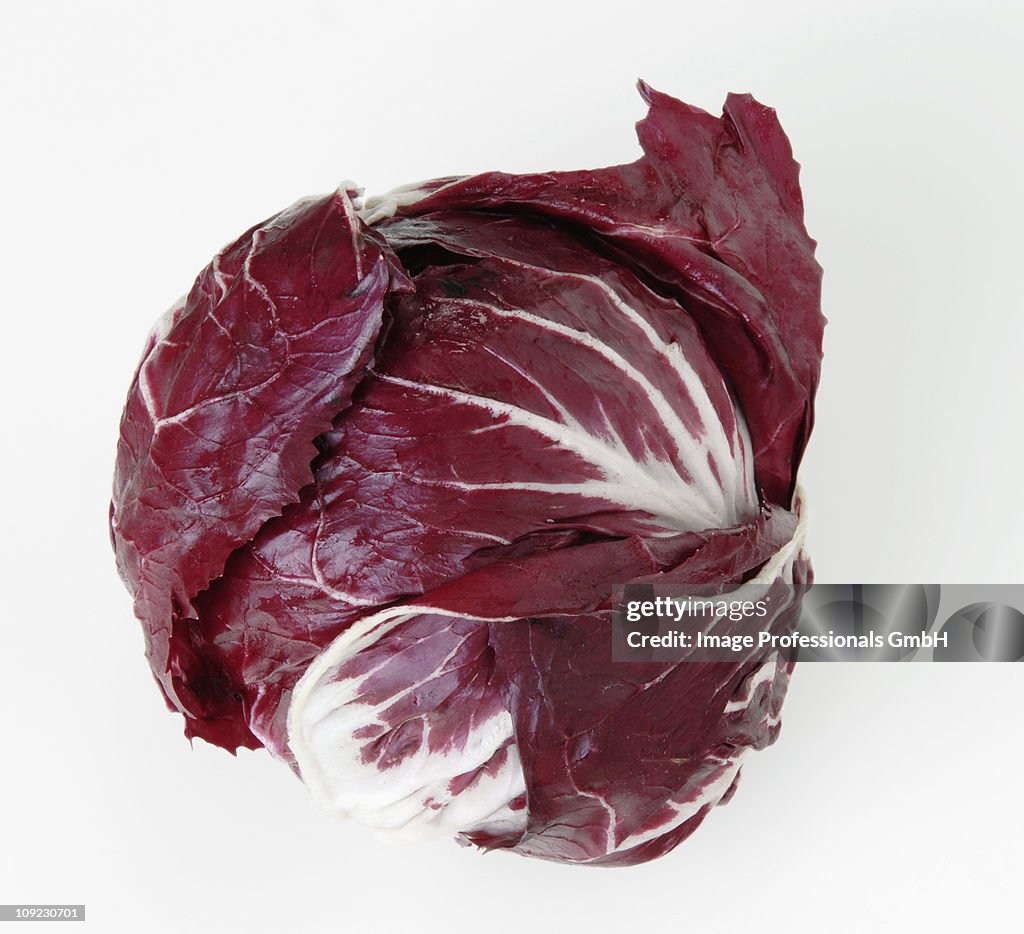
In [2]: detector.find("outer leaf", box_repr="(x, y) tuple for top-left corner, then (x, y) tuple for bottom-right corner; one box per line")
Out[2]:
(111, 191), (408, 749)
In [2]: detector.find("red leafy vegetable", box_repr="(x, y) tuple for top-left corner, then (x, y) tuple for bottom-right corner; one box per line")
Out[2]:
(112, 84), (823, 865)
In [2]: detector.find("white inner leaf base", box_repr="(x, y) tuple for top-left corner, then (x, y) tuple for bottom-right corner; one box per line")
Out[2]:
(289, 609), (528, 843)
(288, 500), (808, 859)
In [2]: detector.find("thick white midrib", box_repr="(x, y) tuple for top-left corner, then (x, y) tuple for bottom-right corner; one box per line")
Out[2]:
(395, 474), (725, 533)
(475, 259), (752, 501)
(447, 298), (725, 502)
(489, 262), (723, 431)
(373, 372), (724, 530)
(479, 344), (662, 518)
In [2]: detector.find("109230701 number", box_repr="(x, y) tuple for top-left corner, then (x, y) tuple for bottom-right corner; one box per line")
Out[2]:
(2, 905), (85, 921)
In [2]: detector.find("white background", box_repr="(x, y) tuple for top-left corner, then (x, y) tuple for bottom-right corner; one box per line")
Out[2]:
(3, 1), (1022, 931)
